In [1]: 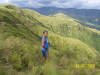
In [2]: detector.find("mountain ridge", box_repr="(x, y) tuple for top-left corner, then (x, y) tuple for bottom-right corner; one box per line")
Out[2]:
(29, 7), (100, 30)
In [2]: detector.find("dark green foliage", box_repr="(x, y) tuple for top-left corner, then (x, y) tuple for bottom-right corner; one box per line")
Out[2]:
(4, 5), (17, 9)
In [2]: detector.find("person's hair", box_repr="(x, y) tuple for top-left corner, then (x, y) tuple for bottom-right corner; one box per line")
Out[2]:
(43, 31), (48, 34)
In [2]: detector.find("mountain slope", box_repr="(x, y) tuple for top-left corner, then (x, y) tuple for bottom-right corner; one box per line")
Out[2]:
(32, 7), (100, 30)
(23, 9), (100, 51)
(0, 5), (100, 75)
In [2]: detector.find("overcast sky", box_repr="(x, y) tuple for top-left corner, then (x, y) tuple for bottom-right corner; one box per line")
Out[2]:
(0, 0), (100, 9)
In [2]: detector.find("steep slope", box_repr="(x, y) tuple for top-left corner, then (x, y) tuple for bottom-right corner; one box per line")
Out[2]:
(23, 9), (100, 51)
(0, 5), (100, 75)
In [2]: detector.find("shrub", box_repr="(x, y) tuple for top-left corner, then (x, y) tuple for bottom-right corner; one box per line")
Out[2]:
(4, 5), (17, 9)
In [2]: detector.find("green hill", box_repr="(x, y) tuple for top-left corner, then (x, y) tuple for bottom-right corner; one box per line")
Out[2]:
(0, 5), (100, 75)
(25, 10), (100, 51)
(32, 7), (100, 30)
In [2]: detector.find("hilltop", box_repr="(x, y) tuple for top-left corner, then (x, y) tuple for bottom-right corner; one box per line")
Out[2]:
(0, 5), (100, 75)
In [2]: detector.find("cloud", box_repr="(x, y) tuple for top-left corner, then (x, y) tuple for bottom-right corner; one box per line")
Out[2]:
(71, 0), (100, 9)
(27, 0), (45, 8)
(0, 0), (11, 4)
(0, 0), (100, 9)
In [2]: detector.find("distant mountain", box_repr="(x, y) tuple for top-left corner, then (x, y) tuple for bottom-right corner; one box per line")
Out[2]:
(27, 7), (100, 30)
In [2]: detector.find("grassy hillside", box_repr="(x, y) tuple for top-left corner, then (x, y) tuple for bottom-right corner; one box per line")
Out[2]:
(24, 10), (100, 51)
(0, 5), (100, 75)
(32, 7), (100, 30)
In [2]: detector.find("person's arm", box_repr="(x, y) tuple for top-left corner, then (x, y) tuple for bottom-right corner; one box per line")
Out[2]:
(42, 36), (45, 48)
(42, 40), (45, 48)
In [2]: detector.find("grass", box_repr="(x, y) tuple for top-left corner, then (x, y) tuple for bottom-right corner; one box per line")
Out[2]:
(30, 12), (100, 51)
(0, 4), (100, 75)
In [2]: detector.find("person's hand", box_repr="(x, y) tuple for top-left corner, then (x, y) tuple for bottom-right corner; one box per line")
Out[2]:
(42, 45), (45, 48)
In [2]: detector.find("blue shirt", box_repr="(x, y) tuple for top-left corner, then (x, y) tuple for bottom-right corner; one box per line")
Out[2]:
(42, 36), (49, 48)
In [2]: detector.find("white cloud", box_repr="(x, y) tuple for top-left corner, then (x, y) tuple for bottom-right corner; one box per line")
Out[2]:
(0, 0), (11, 4)
(0, 0), (100, 9)
(27, 0), (45, 8)
(41, 0), (100, 9)
(68, 0), (100, 9)
(49, 1), (73, 8)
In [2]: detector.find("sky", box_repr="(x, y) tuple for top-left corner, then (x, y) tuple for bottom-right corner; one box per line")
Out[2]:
(0, 0), (100, 9)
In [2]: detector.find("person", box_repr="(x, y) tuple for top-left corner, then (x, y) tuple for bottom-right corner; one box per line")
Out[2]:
(41, 31), (49, 61)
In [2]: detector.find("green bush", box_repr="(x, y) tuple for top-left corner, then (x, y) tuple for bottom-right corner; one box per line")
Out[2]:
(4, 5), (17, 9)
